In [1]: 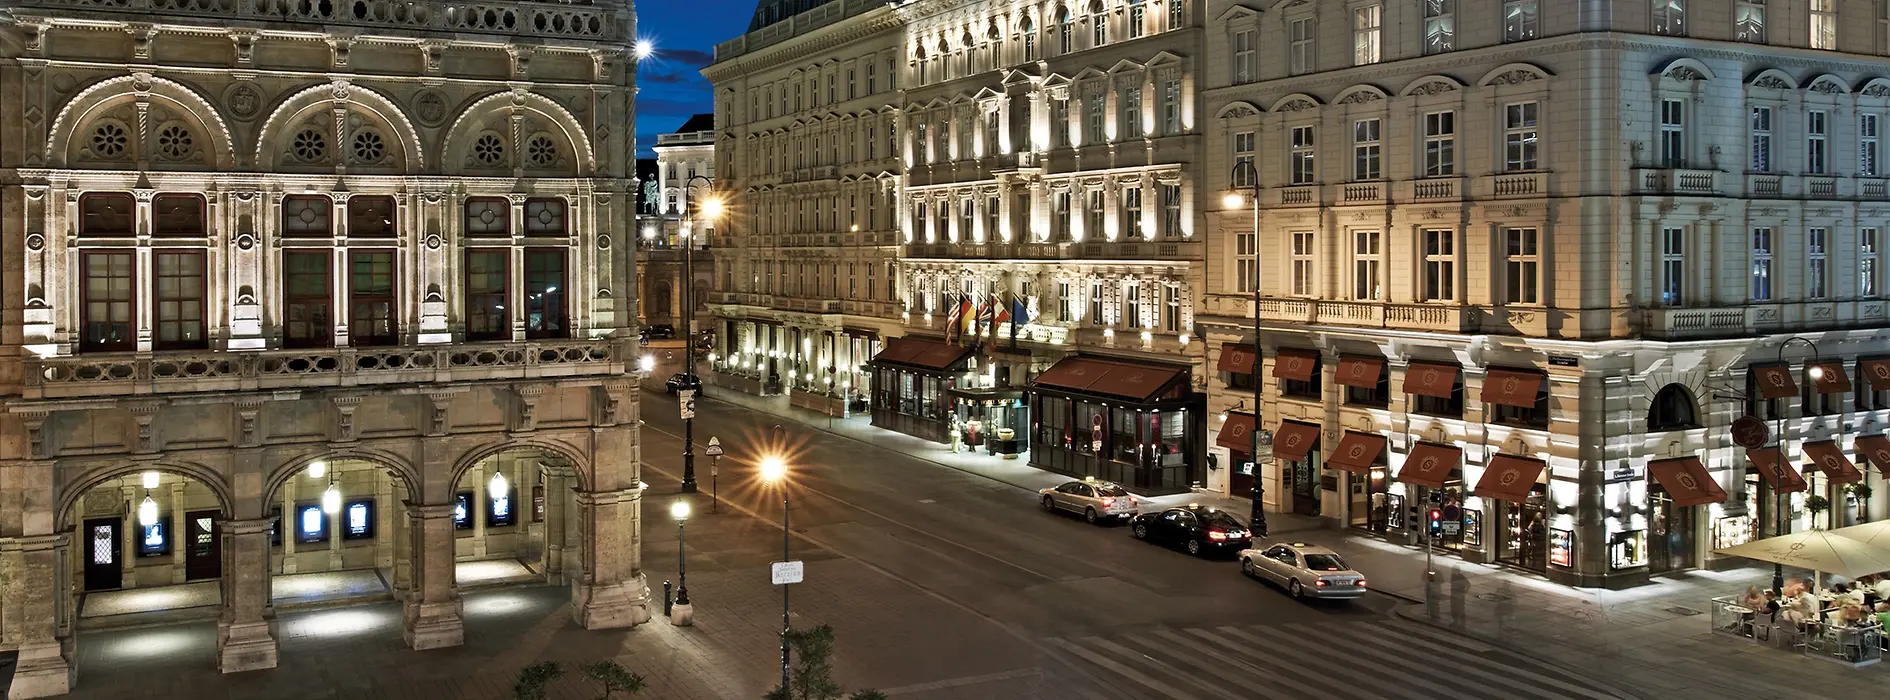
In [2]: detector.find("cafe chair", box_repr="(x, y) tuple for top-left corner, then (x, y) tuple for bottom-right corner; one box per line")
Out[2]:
(1752, 612), (1778, 644)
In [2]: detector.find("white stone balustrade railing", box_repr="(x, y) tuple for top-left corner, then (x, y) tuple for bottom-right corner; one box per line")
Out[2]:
(16, 0), (622, 41)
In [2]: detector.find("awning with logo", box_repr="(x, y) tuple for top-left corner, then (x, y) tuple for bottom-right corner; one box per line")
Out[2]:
(1648, 457), (1728, 507)
(1480, 369), (1544, 409)
(1216, 412), (1257, 451)
(1747, 447), (1808, 494)
(1217, 343), (1257, 374)
(1857, 434), (1890, 476)
(1750, 365), (1798, 399)
(1475, 455), (1547, 503)
(1397, 442), (1462, 488)
(1810, 362), (1851, 393)
(867, 336), (973, 373)
(1335, 357), (1386, 388)
(1027, 355), (1189, 403)
(1273, 348), (1319, 381)
(1860, 359), (1890, 391)
(1402, 362), (1459, 398)
(1324, 432), (1388, 473)
(1272, 420), (1321, 463)
(1802, 440), (1865, 484)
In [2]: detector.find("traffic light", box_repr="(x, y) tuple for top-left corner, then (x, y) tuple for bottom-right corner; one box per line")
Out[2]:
(1427, 508), (1444, 538)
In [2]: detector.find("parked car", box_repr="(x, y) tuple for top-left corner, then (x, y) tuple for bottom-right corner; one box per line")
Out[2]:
(1128, 505), (1251, 557)
(665, 373), (703, 395)
(1037, 478), (1139, 524)
(643, 324), (676, 340)
(1238, 542), (1367, 600)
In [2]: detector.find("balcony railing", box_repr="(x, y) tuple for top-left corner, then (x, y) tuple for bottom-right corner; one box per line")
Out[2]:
(15, 0), (623, 41)
(1637, 168), (1719, 196)
(1488, 172), (1546, 198)
(24, 339), (623, 399)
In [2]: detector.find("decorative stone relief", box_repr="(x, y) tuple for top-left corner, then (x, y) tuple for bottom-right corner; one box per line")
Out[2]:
(231, 31), (257, 64)
(1664, 67), (1705, 82)
(1336, 91), (1383, 105)
(1488, 70), (1541, 86)
(1276, 99), (1317, 112)
(1221, 105), (1258, 119)
(129, 24), (156, 61)
(1408, 81), (1457, 95)
(1809, 81), (1845, 95)
(131, 403), (160, 453)
(1751, 75), (1792, 90)
(514, 385), (546, 432)
(227, 83), (262, 120)
(426, 393), (453, 436)
(1865, 85), (1890, 98)
(413, 90), (448, 127)
(333, 396), (361, 441)
(234, 400), (262, 448)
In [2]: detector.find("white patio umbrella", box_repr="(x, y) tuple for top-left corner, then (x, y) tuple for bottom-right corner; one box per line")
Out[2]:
(1829, 520), (1890, 551)
(1715, 530), (1890, 583)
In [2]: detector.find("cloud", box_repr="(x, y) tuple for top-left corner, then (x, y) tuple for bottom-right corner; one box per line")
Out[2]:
(636, 97), (711, 117)
(642, 68), (703, 85)
(663, 48), (715, 67)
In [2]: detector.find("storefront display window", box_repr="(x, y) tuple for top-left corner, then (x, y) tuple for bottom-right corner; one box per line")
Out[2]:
(344, 500), (374, 540)
(1714, 515), (1755, 549)
(488, 485), (516, 527)
(1611, 529), (1646, 569)
(1548, 528), (1573, 567)
(1462, 509), (1482, 548)
(297, 503), (328, 544)
(1385, 493), (1404, 530)
(140, 520), (168, 557)
(453, 491), (474, 530)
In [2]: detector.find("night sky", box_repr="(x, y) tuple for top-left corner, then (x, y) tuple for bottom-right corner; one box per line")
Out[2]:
(635, 0), (756, 156)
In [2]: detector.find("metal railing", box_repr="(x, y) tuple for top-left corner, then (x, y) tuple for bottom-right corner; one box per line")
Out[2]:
(1711, 595), (1883, 667)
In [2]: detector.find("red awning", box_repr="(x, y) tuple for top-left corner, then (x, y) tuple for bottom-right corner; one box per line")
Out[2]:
(1273, 349), (1319, 381)
(1747, 448), (1808, 494)
(1802, 440), (1864, 484)
(1217, 344), (1257, 374)
(1811, 362), (1851, 393)
(1475, 455), (1546, 503)
(1397, 442), (1462, 488)
(1217, 412), (1257, 451)
(1860, 359), (1890, 391)
(1481, 369), (1544, 409)
(1857, 434), (1890, 476)
(1402, 362), (1460, 398)
(1648, 457), (1728, 507)
(1750, 365), (1798, 399)
(1335, 357), (1386, 388)
(869, 336), (971, 371)
(1272, 421), (1321, 462)
(872, 336), (929, 364)
(1028, 355), (1186, 403)
(1325, 432), (1388, 474)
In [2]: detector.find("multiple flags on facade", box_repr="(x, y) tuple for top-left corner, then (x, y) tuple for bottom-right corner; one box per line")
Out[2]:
(941, 290), (1033, 349)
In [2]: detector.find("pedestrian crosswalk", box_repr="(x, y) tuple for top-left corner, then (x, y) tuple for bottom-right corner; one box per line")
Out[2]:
(1040, 618), (1631, 700)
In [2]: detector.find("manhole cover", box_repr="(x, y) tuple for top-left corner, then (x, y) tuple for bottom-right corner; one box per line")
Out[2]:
(1665, 606), (1703, 616)
(1475, 593), (1512, 602)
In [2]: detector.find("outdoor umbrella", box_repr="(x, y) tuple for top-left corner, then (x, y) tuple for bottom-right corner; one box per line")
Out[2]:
(1829, 520), (1890, 552)
(1715, 530), (1890, 582)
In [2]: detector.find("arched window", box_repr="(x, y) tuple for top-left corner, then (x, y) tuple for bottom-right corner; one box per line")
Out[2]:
(1648, 384), (1698, 431)
(1021, 17), (1038, 61)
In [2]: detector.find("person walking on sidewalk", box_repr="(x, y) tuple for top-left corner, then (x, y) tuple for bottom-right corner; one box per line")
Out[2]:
(1449, 567), (1469, 628)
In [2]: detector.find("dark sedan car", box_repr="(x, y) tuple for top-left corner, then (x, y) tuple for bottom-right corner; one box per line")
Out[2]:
(1129, 505), (1252, 557)
(665, 373), (703, 395)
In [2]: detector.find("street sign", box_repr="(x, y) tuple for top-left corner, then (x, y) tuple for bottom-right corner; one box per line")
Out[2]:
(704, 436), (724, 457)
(771, 560), (804, 585)
(1730, 415), (1770, 450)
(679, 389), (696, 420)
(1441, 521), (1462, 536)
(1090, 414), (1105, 452)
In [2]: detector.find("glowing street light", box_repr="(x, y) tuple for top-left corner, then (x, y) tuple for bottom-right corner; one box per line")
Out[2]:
(639, 355), (656, 373)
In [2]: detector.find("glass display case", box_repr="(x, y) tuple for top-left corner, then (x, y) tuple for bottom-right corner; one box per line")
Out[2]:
(1549, 528), (1574, 568)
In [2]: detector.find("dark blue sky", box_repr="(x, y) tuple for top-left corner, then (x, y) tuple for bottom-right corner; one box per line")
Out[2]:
(635, 0), (755, 156)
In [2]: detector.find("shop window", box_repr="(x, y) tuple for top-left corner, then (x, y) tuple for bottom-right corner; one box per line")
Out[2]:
(296, 503), (328, 544)
(346, 196), (397, 237)
(140, 519), (169, 557)
(1226, 369), (1256, 391)
(153, 194), (206, 236)
(1413, 380), (1464, 418)
(1646, 384), (1698, 431)
(343, 499), (375, 540)
(487, 485), (516, 527)
(1281, 358), (1322, 400)
(80, 193), (136, 236)
(1343, 363), (1390, 407)
(453, 492), (474, 530)
(1490, 373), (1550, 429)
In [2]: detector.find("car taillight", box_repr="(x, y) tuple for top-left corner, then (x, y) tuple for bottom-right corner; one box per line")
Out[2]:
(1356, 579), (1367, 588)
(1207, 530), (1227, 541)
(1100, 497), (1115, 508)
(1315, 579), (1329, 588)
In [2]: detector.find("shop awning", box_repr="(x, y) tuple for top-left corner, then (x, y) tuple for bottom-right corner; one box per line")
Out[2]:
(1397, 442), (1462, 488)
(1028, 355), (1187, 403)
(1272, 420), (1321, 462)
(1648, 457), (1728, 507)
(1402, 361), (1459, 398)
(1216, 412), (1256, 450)
(1861, 359), (1890, 391)
(1335, 357), (1385, 388)
(1802, 440), (1865, 484)
(1217, 343), (1257, 374)
(1325, 432), (1388, 474)
(868, 336), (973, 372)
(1273, 348), (1318, 381)
(1475, 455), (1546, 503)
(1856, 434), (1890, 476)
(1811, 362), (1851, 393)
(1750, 364), (1798, 399)
(1480, 369), (1543, 409)
(1747, 447), (1808, 494)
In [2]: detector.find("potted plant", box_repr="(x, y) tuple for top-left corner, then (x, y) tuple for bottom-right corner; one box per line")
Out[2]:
(1848, 482), (1874, 524)
(1806, 494), (1832, 529)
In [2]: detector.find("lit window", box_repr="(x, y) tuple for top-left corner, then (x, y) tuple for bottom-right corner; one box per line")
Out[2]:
(1353, 4), (1381, 65)
(1502, 0), (1538, 42)
(1810, 0), (1837, 50)
(1736, 0), (1766, 43)
(1751, 227), (1774, 301)
(1751, 107), (1773, 172)
(1863, 228), (1880, 298)
(1423, 0), (1455, 54)
(1809, 227), (1829, 299)
(1653, 0), (1686, 35)
(1505, 102), (1540, 172)
(1862, 114), (1880, 177)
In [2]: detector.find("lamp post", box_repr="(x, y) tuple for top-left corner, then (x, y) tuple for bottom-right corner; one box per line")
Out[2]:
(760, 424), (792, 694)
(670, 498), (693, 625)
(1223, 161), (1268, 539)
(677, 175), (721, 494)
(1771, 335), (1823, 594)
(705, 436), (725, 512)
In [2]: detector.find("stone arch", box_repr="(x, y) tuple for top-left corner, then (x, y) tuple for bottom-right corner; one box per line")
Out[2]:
(253, 81), (425, 172)
(1477, 62), (1552, 87)
(1746, 68), (1798, 90)
(1267, 92), (1322, 114)
(1333, 84), (1389, 105)
(46, 73), (237, 170)
(56, 459), (234, 530)
(1647, 383), (1700, 432)
(441, 90), (597, 177)
(450, 437), (593, 494)
(263, 447), (422, 507)
(1215, 101), (1262, 119)
(1858, 77), (1890, 98)
(1398, 74), (1467, 97)
(1804, 73), (1850, 96)
(1656, 57), (1714, 83)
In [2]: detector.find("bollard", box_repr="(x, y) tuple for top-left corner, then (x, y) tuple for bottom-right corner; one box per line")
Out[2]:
(663, 580), (673, 617)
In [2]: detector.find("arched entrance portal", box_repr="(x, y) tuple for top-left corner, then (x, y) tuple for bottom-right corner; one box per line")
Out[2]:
(260, 458), (415, 609)
(449, 448), (586, 589)
(63, 469), (229, 614)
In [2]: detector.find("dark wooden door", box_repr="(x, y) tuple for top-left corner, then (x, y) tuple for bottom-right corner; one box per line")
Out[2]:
(82, 517), (122, 591)
(184, 510), (221, 581)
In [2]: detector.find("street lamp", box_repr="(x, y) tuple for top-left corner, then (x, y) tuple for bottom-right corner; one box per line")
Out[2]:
(760, 425), (791, 693)
(678, 174), (719, 494)
(1771, 335), (1822, 594)
(670, 498), (693, 624)
(1223, 160), (1268, 540)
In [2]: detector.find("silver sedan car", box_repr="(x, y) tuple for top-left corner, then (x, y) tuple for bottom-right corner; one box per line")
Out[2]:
(1238, 542), (1368, 600)
(1038, 478), (1139, 524)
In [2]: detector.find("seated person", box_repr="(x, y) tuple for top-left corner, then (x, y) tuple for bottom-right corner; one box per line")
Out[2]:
(1877, 602), (1890, 629)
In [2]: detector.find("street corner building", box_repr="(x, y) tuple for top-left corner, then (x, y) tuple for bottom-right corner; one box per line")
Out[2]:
(0, 1), (653, 696)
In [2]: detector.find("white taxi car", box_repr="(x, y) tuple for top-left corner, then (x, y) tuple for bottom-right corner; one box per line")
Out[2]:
(1038, 478), (1139, 524)
(1238, 542), (1368, 600)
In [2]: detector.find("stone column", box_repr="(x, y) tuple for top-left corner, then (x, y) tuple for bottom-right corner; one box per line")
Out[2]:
(391, 495), (412, 595)
(544, 472), (567, 580)
(401, 502), (463, 650)
(279, 480), (297, 574)
(375, 474), (395, 570)
(119, 483), (138, 587)
(471, 464), (488, 558)
(170, 481), (187, 583)
(569, 486), (651, 629)
(10, 534), (72, 699)
(217, 518), (277, 673)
